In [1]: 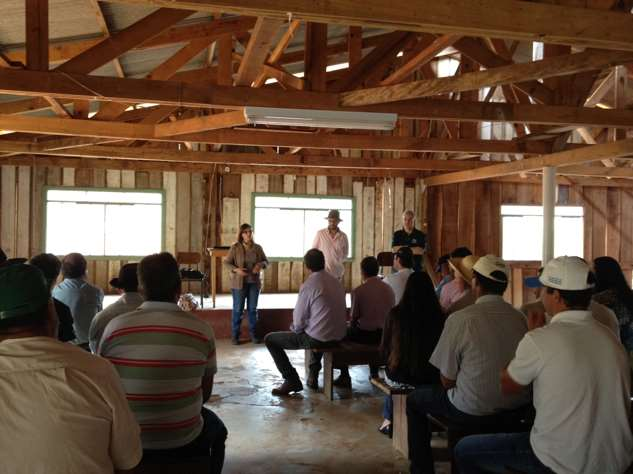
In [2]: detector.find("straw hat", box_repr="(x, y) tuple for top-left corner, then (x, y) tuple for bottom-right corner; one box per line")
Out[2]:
(448, 255), (479, 282)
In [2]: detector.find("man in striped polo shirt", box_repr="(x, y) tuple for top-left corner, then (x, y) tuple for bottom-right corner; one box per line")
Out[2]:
(99, 252), (227, 473)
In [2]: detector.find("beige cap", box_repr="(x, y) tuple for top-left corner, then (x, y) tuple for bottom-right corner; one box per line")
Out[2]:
(539, 256), (593, 291)
(449, 255), (478, 282)
(473, 254), (509, 283)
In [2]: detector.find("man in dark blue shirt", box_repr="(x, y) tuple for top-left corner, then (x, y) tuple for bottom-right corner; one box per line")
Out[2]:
(392, 210), (427, 271)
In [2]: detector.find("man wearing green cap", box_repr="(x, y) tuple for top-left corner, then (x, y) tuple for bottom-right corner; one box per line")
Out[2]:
(0, 263), (142, 474)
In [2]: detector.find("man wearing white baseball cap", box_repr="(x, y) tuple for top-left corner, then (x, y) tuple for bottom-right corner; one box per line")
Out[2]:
(455, 256), (633, 474)
(407, 255), (530, 474)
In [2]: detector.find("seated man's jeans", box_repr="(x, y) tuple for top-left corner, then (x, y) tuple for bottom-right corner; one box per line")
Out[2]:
(264, 331), (338, 383)
(231, 282), (260, 340)
(455, 432), (553, 474)
(407, 385), (529, 474)
(143, 408), (228, 474)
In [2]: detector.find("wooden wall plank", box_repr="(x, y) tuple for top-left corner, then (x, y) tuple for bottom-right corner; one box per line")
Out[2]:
(306, 175), (316, 194)
(393, 177), (404, 234)
(47, 167), (61, 186)
(190, 173), (203, 256)
(295, 176), (307, 195)
(327, 176), (342, 196)
(341, 176), (353, 196)
(278, 174), (295, 292)
(374, 179), (384, 256)
(176, 172), (191, 254)
(16, 166), (30, 258)
(442, 184), (459, 254)
(106, 170), (121, 188)
(316, 175), (327, 195)
(135, 171), (150, 189)
(283, 175), (295, 194)
(404, 186), (415, 220)
(220, 197), (240, 292)
(606, 187), (621, 260)
(591, 187), (607, 260)
(255, 174), (269, 193)
(621, 189), (633, 266)
(1, 166), (16, 258)
(62, 168), (75, 186)
(31, 166), (46, 256)
(352, 180), (364, 288)
(363, 185), (375, 259)
(458, 183), (476, 252)
(149, 171), (162, 189)
(163, 171), (177, 255)
(269, 175), (283, 193)
(240, 174), (255, 225)
(121, 170), (135, 189)
(382, 178), (394, 253)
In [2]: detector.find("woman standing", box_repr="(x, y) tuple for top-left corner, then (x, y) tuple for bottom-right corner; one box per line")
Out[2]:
(379, 271), (445, 435)
(592, 256), (633, 356)
(224, 223), (269, 345)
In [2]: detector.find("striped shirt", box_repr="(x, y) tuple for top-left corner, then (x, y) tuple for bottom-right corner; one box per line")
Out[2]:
(430, 294), (530, 416)
(99, 301), (217, 450)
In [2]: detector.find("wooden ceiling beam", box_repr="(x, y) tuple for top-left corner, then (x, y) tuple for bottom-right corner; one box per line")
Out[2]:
(99, 0), (633, 51)
(454, 37), (554, 104)
(234, 17), (284, 86)
(0, 141), (487, 171)
(340, 49), (633, 106)
(423, 138), (633, 185)
(381, 34), (461, 86)
(7, 68), (633, 130)
(25, 0), (49, 71)
(154, 110), (247, 136)
(56, 8), (192, 74)
(252, 20), (301, 88)
(2, 113), (554, 154)
(86, 0), (125, 78)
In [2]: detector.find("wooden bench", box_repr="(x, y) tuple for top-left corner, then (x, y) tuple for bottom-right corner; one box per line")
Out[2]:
(304, 341), (383, 401)
(370, 378), (415, 457)
(427, 413), (531, 474)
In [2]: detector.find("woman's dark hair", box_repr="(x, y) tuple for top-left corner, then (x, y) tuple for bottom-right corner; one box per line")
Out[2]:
(29, 253), (61, 290)
(237, 223), (253, 244)
(593, 256), (633, 314)
(387, 272), (444, 374)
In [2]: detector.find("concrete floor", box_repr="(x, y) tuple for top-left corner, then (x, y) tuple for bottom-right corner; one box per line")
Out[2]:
(206, 340), (449, 474)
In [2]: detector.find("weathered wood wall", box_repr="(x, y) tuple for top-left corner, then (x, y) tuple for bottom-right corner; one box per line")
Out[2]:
(0, 165), (425, 294)
(427, 181), (633, 306)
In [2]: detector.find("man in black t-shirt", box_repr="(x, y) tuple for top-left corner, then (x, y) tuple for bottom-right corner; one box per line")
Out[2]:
(392, 210), (426, 271)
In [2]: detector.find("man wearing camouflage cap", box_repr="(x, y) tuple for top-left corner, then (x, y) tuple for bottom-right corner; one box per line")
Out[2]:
(0, 263), (142, 474)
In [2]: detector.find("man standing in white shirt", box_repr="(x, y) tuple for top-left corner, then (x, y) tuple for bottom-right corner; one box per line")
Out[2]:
(455, 256), (633, 474)
(383, 247), (414, 304)
(312, 209), (349, 281)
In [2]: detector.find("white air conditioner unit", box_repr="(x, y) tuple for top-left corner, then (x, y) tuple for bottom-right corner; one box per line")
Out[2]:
(243, 106), (397, 131)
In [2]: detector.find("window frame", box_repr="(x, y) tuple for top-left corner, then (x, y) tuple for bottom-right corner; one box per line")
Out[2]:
(499, 203), (584, 262)
(42, 186), (166, 260)
(250, 192), (356, 262)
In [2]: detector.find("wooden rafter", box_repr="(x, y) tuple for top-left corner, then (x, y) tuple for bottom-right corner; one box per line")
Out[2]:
(380, 34), (461, 86)
(3, 69), (633, 129)
(340, 49), (633, 106)
(98, 0), (633, 51)
(234, 17), (284, 86)
(252, 20), (301, 87)
(154, 110), (247, 136)
(423, 138), (633, 186)
(86, 0), (125, 78)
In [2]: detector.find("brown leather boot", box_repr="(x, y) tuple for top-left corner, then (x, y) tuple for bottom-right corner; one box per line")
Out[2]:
(271, 379), (303, 396)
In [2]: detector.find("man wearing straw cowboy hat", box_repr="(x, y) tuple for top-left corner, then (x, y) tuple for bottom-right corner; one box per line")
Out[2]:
(312, 209), (349, 281)
(441, 254), (477, 314)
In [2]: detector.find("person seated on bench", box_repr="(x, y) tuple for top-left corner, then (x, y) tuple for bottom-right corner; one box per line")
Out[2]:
(383, 247), (414, 304)
(455, 256), (633, 474)
(444, 254), (478, 315)
(99, 252), (227, 473)
(334, 256), (395, 388)
(0, 263), (142, 473)
(407, 255), (530, 474)
(438, 246), (472, 311)
(378, 271), (444, 436)
(265, 248), (347, 396)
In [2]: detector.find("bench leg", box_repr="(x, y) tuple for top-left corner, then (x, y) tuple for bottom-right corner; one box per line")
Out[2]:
(392, 394), (409, 458)
(323, 352), (334, 401)
(304, 349), (311, 380)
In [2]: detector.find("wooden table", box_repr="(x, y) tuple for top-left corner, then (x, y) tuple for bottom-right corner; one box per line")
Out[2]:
(206, 247), (229, 308)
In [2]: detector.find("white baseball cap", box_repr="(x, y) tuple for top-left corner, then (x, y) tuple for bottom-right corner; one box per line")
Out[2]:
(539, 256), (593, 291)
(473, 255), (509, 283)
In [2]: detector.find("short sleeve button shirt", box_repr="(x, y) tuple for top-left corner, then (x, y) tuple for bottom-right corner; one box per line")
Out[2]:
(508, 310), (633, 474)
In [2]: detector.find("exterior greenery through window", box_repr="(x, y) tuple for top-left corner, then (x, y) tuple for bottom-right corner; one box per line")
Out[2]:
(501, 205), (583, 261)
(44, 187), (164, 258)
(251, 194), (354, 260)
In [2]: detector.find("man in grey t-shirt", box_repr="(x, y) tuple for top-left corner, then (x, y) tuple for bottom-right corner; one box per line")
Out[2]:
(406, 255), (530, 474)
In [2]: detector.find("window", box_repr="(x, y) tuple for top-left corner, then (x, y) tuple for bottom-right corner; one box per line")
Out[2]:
(252, 194), (354, 260)
(45, 188), (164, 258)
(501, 205), (583, 261)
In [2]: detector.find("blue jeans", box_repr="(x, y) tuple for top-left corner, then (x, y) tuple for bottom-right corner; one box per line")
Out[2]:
(231, 283), (260, 340)
(455, 432), (553, 474)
